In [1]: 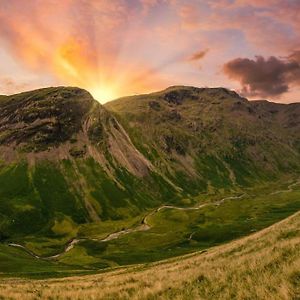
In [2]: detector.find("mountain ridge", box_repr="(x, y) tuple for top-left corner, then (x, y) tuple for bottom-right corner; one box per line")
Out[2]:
(0, 85), (299, 271)
(1, 85), (300, 191)
(0, 86), (153, 177)
(106, 85), (300, 190)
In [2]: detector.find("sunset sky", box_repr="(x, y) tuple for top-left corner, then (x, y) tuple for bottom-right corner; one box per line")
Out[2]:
(0, 0), (299, 103)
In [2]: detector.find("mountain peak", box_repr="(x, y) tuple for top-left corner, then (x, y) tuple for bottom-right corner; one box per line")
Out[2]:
(163, 86), (242, 103)
(0, 86), (95, 151)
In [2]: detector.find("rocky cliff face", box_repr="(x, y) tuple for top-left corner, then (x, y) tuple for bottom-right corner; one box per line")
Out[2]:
(0, 86), (152, 177)
(0, 87), (93, 150)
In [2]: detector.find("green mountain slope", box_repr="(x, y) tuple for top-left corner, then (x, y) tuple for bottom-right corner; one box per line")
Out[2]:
(106, 86), (300, 193)
(0, 87), (180, 254)
(0, 85), (299, 274)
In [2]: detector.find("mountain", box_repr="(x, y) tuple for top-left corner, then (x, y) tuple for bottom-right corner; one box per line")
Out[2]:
(0, 85), (299, 270)
(0, 87), (179, 243)
(106, 86), (300, 192)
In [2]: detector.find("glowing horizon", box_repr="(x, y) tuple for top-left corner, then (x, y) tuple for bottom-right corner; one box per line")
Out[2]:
(0, 0), (300, 103)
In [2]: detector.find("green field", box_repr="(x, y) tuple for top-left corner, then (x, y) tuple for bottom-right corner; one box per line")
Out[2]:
(1, 178), (299, 278)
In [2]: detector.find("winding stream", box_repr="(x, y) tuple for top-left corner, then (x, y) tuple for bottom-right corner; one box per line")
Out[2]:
(8, 194), (246, 260)
(270, 181), (300, 195)
(7, 180), (300, 260)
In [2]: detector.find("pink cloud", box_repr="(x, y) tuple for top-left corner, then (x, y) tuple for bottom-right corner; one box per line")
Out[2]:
(223, 54), (300, 98)
(0, 77), (33, 95)
(171, 0), (300, 54)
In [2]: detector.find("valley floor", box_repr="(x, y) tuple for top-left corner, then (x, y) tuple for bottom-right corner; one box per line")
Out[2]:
(0, 178), (300, 281)
(0, 210), (299, 300)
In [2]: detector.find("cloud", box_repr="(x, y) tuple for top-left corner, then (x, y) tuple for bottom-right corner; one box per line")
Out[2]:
(141, 0), (159, 13)
(223, 55), (300, 98)
(172, 0), (300, 53)
(0, 0), (175, 101)
(188, 49), (209, 62)
(289, 50), (300, 63)
(0, 77), (32, 95)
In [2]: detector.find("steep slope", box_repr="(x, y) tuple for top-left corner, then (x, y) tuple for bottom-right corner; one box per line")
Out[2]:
(0, 85), (299, 264)
(0, 87), (180, 253)
(0, 86), (151, 175)
(1, 211), (299, 300)
(106, 86), (300, 194)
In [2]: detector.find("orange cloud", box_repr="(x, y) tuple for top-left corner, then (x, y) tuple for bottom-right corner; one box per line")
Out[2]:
(0, 0), (300, 103)
(0, 0), (171, 102)
(0, 77), (32, 95)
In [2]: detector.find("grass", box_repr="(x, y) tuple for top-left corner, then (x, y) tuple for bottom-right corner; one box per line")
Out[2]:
(0, 86), (299, 296)
(0, 244), (81, 278)
(76, 180), (299, 267)
(0, 210), (298, 299)
(0, 158), (180, 257)
(0, 178), (299, 276)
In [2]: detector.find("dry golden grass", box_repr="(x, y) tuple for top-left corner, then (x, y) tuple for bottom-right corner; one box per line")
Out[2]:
(0, 211), (299, 300)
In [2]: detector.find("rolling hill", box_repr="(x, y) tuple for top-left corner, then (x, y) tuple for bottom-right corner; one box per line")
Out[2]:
(0, 210), (299, 300)
(0, 85), (299, 275)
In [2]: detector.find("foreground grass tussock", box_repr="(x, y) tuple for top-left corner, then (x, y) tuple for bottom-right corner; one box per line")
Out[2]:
(0, 211), (299, 300)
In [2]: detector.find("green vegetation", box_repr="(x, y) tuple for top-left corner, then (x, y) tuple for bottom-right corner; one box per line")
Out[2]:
(106, 86), (300, 193)
(0, 243), (84, 278)
(0, 178), (299, 277)
(0, 86), (299, 279)
(0, 210), (299, 299)
(63, 180), (300, 268)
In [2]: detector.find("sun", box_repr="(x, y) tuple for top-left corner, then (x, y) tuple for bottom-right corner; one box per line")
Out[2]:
(89, 86), (119, 103)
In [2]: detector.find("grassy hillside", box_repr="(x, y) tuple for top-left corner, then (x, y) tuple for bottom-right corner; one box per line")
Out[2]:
(0, 87), (182, 257)
(0, 210), (298, 300)
(0, 159), (181, 257)
(0, 179), (299, 277)
(0, 86), (299, 277)
(106, 86), (300, 193)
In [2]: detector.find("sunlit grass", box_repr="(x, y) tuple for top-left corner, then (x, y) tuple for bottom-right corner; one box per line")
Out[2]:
(0, 211), (298, 299)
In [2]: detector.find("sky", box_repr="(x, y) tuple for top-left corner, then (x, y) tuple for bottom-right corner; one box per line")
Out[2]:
(0, 0), (299, 103)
